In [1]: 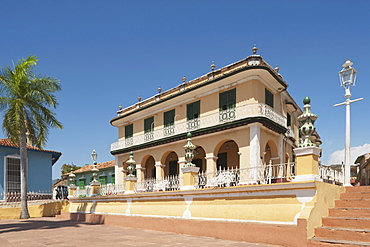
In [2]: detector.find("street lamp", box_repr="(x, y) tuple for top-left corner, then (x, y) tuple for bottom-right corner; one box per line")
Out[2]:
(334, 59), (363, 186)
(91, 149), (99, 183)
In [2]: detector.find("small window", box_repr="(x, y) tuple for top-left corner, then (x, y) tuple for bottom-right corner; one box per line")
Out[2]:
(265, 89), (274, 108)
(219, 88), (236, 110)
(164, 109), (175, 127)
(79, 179), (86, 189)
(144, 116), (154, 133)
(287, 113), (291, 126)
(125, 124), (133, 138)
(99, 176), (107, 185)
(187, 101), (200, 120)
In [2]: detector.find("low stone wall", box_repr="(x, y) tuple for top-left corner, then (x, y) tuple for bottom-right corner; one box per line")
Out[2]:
(65, 181), (342, 246)
(0, 201), (70, 220)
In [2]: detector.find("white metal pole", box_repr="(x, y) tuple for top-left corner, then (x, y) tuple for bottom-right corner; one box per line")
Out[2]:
(344, 90), (351, 186)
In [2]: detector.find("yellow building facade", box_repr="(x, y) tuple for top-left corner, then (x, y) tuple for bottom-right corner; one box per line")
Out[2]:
(110, 46), (320, 185)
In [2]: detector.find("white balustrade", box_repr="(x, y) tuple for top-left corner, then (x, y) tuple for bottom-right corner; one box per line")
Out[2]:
(111, 103), (287, 151)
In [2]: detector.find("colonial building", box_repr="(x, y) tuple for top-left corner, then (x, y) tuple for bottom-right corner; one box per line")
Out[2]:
(0, 138), (61, 200)
(67, 160), (115, 188)
(110, 45), (321, 185)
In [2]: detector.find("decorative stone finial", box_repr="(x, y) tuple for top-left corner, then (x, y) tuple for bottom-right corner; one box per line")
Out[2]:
(137, 95), (141, 102)
(118, 104), (122, 110)
(69, 171), (76, 186)
(126, 151), (136, 177)
(182, 75), (186, 83)
(211, 61), (216, 71)
(157, 86), (162, 94)
(183, 132), (196, 167)
(275, 64), (279, 73)
(298, 96), (318, 148)
(252, 44), (258, 55)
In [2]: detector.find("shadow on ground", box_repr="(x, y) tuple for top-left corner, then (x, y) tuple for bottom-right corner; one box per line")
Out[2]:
(0, 217), (98, 234)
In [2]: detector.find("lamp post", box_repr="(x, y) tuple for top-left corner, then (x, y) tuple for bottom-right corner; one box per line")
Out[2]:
(334, 59), (363, 186)
(91, 149), (99, 183)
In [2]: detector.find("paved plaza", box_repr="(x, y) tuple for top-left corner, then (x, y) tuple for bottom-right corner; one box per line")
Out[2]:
(0, 217), (281, 247)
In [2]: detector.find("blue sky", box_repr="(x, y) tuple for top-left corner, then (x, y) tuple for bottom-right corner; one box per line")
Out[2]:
(0, 1), (369, 179)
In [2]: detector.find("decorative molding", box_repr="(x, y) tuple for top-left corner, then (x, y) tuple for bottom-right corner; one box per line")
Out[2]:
(294, 147), (322, 157)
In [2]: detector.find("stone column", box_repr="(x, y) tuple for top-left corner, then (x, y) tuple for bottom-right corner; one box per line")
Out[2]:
(155, 161), (165, 180)
(205, 155), (218, 174)
(249, 123), (261, 183)
(136, 164), (145, 182)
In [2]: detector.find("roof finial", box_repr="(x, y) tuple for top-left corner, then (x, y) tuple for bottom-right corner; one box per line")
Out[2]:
(157, 86), (162, 94)
(275, 64), (279, 73)
(182, 75), (186, 83)
(118, 104), (122, 110)
(137, 95), (141, 102)
(211, 61), (216, 71)
(252, 44), (258, 55)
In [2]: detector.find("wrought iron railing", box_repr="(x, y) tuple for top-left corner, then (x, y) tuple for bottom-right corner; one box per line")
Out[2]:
(319, 164), (344, 185)
(135, 175), (183, 193)
(99, 184), (126, 196)
(111, 103), (287, 151)
(195, 162), (296, 188)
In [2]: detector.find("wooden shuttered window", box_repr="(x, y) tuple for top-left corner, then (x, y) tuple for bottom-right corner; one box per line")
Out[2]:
(164, 109), (175, 127)
(265, 89), (274, 108)
(219, 88), (236, 110)
(187, 101), (200, 120)
(144, 116), (154, 133)
(125, 124), (133, 138)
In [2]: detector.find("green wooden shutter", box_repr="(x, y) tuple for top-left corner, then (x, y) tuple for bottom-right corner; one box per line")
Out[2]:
(193, 101), (200, 118)
(228, 88), (236, 108)
(265, 89), (274, 108)
(125, 124), (133, 138)
(164, 109), (175, 127)
(187, 101), (200, 120)
(99, 176), (107, 185)
(219, 91), (227, 110)
(187, 103), (193, 120)
(220, 89), (236, 110)
(144, 116), (154, 133)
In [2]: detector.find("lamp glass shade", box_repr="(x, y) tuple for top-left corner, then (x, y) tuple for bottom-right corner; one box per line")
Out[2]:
(91, 150), (98, 162)
(339, 67), (356, 86)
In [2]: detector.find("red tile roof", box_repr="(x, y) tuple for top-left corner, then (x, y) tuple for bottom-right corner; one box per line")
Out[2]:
(0, 138), (62, 155)
(68, 160), (115, 175)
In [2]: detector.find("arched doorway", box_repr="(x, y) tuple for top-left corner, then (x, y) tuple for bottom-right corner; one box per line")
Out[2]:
(144, 156), (156, 179)
(215, 140), (240, 170)
(164, 151), (179, 177)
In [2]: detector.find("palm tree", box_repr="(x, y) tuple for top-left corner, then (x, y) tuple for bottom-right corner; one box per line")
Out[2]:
(0, 55), (63, 218)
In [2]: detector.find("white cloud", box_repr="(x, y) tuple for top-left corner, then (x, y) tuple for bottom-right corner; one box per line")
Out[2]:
(326, 143), (370, 165)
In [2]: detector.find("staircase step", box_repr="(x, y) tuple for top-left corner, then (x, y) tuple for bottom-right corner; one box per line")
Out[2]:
(346, 186), (370, 193)
(329, 208), (370, 218)
(315, 227), (370, 243)
(341, 192), (370, 200)
(322, 217), (370, 230)
(309, 237), (370, 246)
(335, 199), (370, 208)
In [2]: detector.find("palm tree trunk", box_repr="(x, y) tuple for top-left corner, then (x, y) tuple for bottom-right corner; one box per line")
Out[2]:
(20, 129), (30, 219)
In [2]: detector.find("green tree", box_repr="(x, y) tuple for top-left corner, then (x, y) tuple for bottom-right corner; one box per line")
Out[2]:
(61, 163), (81, 175)
(0, 55), (63, 219)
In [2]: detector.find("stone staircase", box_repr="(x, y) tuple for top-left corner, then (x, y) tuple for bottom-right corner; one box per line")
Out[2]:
(309, 186), (370, 246)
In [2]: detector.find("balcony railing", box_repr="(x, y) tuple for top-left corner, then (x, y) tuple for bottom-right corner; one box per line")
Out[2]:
(111, 103), (287, 152)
